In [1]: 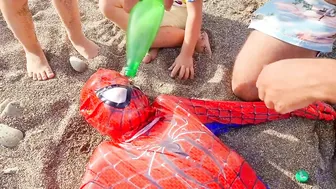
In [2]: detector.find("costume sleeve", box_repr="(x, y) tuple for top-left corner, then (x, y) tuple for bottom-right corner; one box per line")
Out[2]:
(153, 95), (336, 134)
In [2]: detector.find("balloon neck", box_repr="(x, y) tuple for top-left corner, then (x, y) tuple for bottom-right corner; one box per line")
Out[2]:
(125, 60), (140, 78)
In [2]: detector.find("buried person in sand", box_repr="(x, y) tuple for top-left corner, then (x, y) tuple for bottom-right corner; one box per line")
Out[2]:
(232, 0), (336, 114)
(99, 0), (212, 80)
(0, 0), (99, 81)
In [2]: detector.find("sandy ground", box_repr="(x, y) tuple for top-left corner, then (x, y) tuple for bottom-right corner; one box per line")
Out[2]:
(0, 0), (336, 188)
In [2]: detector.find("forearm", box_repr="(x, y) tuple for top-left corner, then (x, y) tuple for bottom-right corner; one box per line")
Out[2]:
(180, 1), (202, 56)
(315, 59), (336, 103)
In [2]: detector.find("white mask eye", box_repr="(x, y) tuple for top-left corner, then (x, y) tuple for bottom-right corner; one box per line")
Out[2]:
(100, 87), (127, 104)
(96, 85), (132, 109)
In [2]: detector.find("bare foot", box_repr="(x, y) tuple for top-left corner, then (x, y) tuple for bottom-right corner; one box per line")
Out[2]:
(26, 51), (55, 81)
(142, 48), (159, 64)
(69, 35), (100, 59)
(195, 31), (212, 57)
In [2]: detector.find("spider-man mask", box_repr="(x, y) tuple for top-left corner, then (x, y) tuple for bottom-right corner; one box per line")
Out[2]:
(80, 69), (155, 142)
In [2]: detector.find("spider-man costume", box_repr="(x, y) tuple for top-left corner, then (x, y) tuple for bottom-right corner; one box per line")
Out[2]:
(79, 69), (336, 189)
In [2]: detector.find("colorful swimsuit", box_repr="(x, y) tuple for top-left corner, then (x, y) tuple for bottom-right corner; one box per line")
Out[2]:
(250, 0), (336, 52)
(161, 0), (196, 29)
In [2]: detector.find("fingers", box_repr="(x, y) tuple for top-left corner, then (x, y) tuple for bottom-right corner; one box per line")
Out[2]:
(169, 61), (195, 80)
(178, 66), (186, 79)
(263, 97), (275, 110)
(168, 62), (176, 71)
(183, 68), (190, 80)
(257, 85), (275, 110)
(257, 86), (265, 101)
(190, 66), (195, 79)
(258, 87), (276, 111)
(262, 91), (289, 114)
(275, 103), (288, 114)
(170, 64), (180, 78)
(124, 0), (138, 13)
(170, 65), (194, 80)
(164, 0), (173, 11)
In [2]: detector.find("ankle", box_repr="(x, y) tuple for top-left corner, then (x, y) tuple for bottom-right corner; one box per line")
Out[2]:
(68, 32), (86, 43)
(24, 44), (44, 56)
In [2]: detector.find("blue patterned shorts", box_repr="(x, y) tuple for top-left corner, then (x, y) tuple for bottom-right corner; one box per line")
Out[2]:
(249, 0), (336, 52)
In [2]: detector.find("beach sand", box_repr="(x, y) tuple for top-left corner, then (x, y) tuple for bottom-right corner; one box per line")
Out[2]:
(0, 0), (335, 188)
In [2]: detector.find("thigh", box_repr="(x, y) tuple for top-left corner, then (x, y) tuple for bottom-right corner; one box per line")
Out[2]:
(99, 0), (128, 30)
(231, 0), (336, 86)
(232, 30), (317, 87)
(161, 6), (188, 29)
(99, 0), (124, 10)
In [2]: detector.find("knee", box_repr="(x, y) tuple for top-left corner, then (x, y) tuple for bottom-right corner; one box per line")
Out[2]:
(231, 81), (259, 101)
(99, 0), (118, 17)
(98, 0), (109, 16)
(5, 0), (28, 7)
(231, 63), (259, 102)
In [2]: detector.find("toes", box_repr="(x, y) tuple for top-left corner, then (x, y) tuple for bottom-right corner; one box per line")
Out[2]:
(28, 72), (33, 78)
(41, 71), (48, 80)
(200, 32), (212, 57)
(44, 66), (55, 79)
(37, 73), (43, 81)
(142, 49), (159, 64)
(142, 54), (152, 64)
(33, 73), (38, 81)
(204, 44), (212, 58)
(149, 49), (159, 59)
(46, 70), (55, 79)
(32, 70), (54, 81)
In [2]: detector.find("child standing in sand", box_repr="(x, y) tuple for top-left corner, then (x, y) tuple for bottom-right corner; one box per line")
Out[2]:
(99, 0), (211, 80)
(0, 0), (99, 81)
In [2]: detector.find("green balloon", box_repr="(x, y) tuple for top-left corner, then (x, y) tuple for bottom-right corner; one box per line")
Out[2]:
(125, 0), (165, 78)
(295, 170), (309, 183)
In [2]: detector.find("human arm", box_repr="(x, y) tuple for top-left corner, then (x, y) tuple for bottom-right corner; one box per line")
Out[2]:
(256, 58), (336, 114)
(124, 0), (174, 13)
(169, 0), (203, 79)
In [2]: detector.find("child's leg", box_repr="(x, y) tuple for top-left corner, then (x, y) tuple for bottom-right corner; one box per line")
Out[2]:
(99, 0), (211, 63)
(0, 0), (54, 81)
(232, 31), (317, 101)
(232, 0), (336, 101)
(52, 0), (99, 59)
(99, 0), (185, 47)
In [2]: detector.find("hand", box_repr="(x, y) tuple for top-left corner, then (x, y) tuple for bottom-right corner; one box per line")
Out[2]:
(124, 0), (174, 13)
(256, 59), (323, 114)
(169, 54), (195, 80)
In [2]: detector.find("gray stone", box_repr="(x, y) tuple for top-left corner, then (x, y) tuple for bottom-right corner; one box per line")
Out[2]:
(69, 56), (88, 72)
(0, 124), (24, 148)
(0, 99), (11, 113)
(0, 100), (22, 117)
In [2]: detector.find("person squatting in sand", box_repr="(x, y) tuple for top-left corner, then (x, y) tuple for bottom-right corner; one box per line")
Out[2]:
(231, 0), (336, 114)
(99, 0), (212, 80)
(0, 0), (99, 81)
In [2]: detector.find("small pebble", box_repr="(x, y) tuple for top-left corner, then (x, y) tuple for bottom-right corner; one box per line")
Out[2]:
(69, 56), (87, 72)
(0, 99), (11, 113)
(0, 101), (22, 117)
(295, 170), (309, 183)
(29, 129), (44, 136)
(0, 124), (24, 148)
(3, 167), (19, 174)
